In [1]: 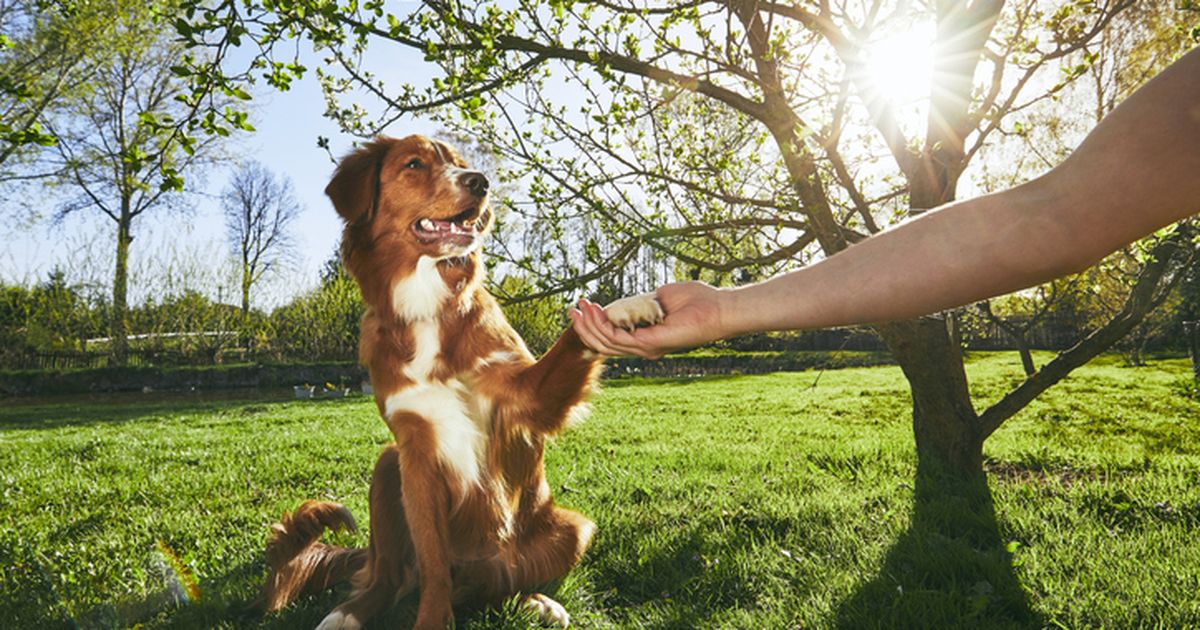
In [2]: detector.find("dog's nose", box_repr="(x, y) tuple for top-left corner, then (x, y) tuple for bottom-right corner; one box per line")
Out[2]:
(460, 171), (489, 198)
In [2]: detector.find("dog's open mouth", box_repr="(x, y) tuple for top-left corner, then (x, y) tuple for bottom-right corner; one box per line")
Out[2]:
(412, 207), (481, 245)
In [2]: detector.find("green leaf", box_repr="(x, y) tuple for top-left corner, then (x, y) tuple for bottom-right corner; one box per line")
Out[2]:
(173, 18), (193, 37)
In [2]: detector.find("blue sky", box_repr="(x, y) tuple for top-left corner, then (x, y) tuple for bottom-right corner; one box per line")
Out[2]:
(1, 40), (443, 308)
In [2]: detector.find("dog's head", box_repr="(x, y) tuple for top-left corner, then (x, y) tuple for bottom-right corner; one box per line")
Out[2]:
(328, 134), (493, 259)
(328, 135), (493, 314)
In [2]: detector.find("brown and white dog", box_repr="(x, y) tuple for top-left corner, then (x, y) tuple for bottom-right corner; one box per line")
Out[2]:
(259, 135), (663, 629)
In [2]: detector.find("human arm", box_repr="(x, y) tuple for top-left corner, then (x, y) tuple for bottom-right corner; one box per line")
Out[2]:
(571, 46), (1200, 358)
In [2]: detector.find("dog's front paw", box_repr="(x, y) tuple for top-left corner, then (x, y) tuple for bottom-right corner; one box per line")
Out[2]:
(604, 293), (664, 332)
(524, 593), (570, 628)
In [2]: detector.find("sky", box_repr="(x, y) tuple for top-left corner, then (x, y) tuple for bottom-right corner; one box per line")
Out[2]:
(0, 38), (443, 308)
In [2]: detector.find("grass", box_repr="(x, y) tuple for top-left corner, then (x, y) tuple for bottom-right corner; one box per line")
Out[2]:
(1, 352), (1198, 628)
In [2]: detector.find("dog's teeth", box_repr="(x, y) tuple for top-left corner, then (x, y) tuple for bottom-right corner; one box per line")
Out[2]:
(419, 219), (436, 231)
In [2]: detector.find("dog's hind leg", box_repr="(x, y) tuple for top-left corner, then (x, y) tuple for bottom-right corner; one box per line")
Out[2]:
(511, 505), (596, 590)
(317, 444), (417, 629)
(512, 505), (595, 628)
(452, 505), (595, 626)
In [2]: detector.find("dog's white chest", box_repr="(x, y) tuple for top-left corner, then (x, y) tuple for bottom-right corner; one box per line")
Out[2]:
(403, 320), (441, 381)
(384, 381), (491, 490)
(392, 256), (448, 321)
(385, 317), (494, 490)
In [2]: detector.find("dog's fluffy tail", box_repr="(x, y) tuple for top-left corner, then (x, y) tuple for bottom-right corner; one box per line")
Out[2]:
(260, 500), (367, 611)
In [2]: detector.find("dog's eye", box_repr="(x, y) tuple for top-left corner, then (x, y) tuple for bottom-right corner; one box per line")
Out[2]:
(405, 159), (423, 170)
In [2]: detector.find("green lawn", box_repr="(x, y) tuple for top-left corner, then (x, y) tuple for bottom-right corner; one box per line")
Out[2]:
(2, 353), (1198, 628)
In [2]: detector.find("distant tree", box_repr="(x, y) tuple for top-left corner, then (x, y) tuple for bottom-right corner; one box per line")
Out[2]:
(269, 270), (363, 361)
(318, 249), (350, 287)
(0, 270), (103, 356)
(974, 279), (1084, 376)
(38, 0), (237, 365)
(495, 274), (570, 355)
(1180, 261), (1200, 325)
(129, 289), (239, 362)
(0, 0), (86, 172)
(28, 268), (103, 351)
(1077, 241), (1193, 366)
(221, 161), (300, 317)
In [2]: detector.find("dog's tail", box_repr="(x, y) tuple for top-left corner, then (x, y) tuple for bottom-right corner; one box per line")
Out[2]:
(259, 500), (367, 611)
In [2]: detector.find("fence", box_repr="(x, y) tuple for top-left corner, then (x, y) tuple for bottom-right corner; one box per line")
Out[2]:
(959, 312), (1083, 351)
(605, 351), (894, 378)
(0, 349), (170, 371)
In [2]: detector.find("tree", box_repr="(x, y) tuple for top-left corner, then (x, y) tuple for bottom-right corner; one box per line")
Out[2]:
(182, 1), (1197, 475)
(973, 279), (1084, 376)
(268, 252), (364, 361)
(221, 161), (300, 317)
(127, 289), (240, 362)
(0, 269), (104, 361)
(0, 0), (84, 172)
(495, 274), (571, 355)
(36, 0), (234, 365)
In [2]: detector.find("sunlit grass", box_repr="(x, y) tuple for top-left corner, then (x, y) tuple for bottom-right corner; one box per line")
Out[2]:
(1, 353), (1198, 627)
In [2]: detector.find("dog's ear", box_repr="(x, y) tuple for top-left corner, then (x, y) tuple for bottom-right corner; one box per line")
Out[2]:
(325, 139), (390, 223)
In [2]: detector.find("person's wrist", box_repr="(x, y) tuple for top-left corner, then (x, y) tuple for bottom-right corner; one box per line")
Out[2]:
(714, 287), (747, 339)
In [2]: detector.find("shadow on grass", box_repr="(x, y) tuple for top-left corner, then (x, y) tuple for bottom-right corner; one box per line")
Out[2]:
(581, 517), (761, 629)
(134, 559), (563, 629)
(835, 461), (1043, 629)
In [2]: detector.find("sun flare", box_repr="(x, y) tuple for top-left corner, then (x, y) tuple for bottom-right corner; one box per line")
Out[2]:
(862, 25), (936, 108)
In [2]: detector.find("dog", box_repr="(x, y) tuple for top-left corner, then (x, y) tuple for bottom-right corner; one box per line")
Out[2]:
(259, 134), (664, 629)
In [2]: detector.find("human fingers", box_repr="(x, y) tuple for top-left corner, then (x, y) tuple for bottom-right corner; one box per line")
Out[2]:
(575, 299), (657, 357)
(570, 306), (623, 356)
(580, 300), (663, 358)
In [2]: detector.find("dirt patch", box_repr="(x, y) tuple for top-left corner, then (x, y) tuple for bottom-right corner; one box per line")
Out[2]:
(984, 459), (1112, 488)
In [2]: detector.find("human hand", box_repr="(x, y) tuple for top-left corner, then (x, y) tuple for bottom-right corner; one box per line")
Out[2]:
(569, 281), (728, 359)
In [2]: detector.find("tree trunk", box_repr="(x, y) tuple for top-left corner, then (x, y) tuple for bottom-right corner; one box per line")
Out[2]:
(241, 269), (253, 350)
(241, 270), (251, 317)
(1015, 339), (1036, 377)
(877, 318), (983, 476)
(1184, 321), (1199, 380)
(109, 212), (133, 367)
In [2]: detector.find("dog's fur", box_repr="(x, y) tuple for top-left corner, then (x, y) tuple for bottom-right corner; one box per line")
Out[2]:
(259, 135), (660, 629)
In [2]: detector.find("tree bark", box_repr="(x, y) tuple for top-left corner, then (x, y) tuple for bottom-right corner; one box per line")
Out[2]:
(877, 318), (983, 475)
(241, 265), (252, 316)
(1186, 321), (1200, 380)
(110, 209), (133, 366)
(1016, 341), (1036, 378)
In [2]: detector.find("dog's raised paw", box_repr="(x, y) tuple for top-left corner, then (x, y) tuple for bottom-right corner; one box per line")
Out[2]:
(524, 593), (570, 628)
(604, 293), (664, 332)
